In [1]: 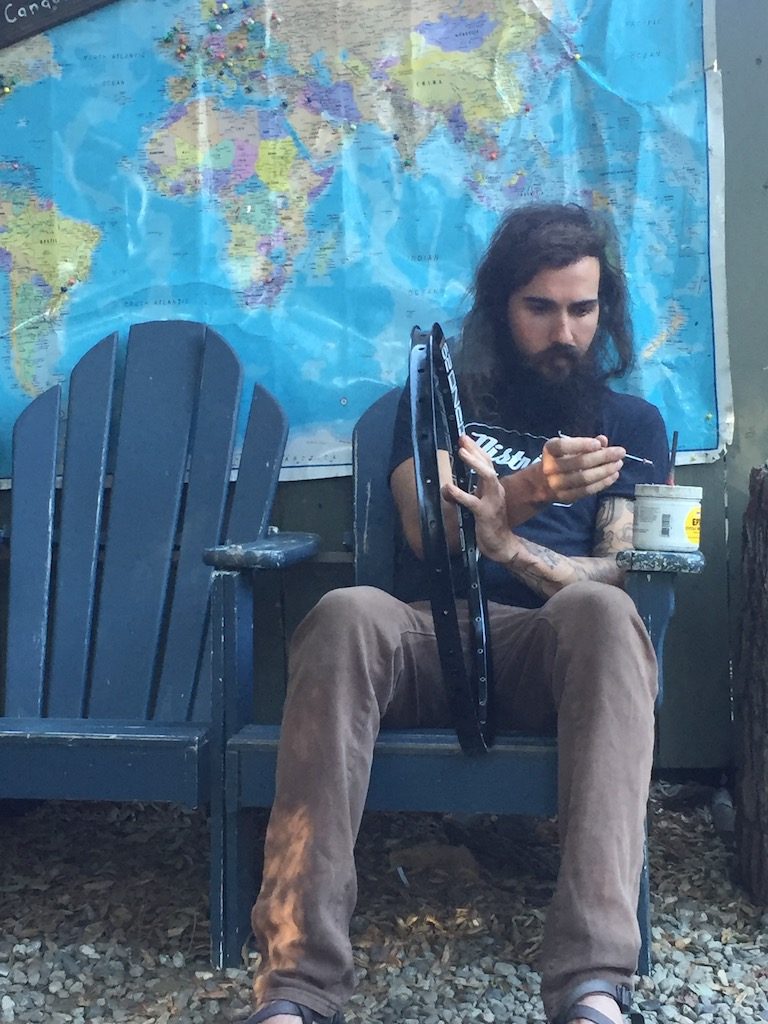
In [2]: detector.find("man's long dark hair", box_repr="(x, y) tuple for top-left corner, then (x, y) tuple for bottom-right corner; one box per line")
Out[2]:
(454, 203), (634, 430)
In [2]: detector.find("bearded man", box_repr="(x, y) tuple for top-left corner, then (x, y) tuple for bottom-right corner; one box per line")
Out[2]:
(245, 203), (669, 1024)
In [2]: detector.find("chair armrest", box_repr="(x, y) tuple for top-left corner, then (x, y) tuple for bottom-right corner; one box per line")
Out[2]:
(616, 549), (705, 573)
(203, 531), (321, 570)
(617, 549), (704, 707)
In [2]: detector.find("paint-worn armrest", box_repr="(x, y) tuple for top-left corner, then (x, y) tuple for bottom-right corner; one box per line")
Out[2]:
(203, 531), (321, 571)
(616, 549), (705, 573)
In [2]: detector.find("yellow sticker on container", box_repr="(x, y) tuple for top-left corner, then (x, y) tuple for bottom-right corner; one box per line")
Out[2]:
(685, 506), (701, 545)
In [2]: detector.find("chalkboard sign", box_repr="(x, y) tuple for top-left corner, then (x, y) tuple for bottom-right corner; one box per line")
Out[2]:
(0, 0), (119, 50)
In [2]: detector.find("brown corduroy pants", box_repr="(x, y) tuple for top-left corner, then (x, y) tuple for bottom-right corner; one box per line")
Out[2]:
(251, 581), (657, 1021)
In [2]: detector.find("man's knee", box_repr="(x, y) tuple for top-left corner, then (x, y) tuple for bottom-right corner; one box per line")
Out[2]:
(544, 582), (657, 699)
(291, 586), (410, 666)
(545, 580), (639, 633)
(301, 586), (401, 634)
(287, 587), (411, 711)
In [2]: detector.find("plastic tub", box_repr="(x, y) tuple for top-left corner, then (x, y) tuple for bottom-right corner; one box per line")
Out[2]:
(632, 484), (702, 552)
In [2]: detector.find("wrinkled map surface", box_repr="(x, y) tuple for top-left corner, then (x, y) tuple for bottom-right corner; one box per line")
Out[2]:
(0, 0), (726, 477)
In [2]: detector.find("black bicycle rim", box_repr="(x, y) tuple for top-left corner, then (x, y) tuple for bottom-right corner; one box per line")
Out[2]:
(409, 322), (494, 754)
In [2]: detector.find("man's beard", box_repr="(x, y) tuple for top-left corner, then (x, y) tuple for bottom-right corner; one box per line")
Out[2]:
(495, 339), (606, 437)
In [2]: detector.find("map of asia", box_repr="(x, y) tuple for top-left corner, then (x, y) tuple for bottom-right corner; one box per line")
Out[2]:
(0, 0), (727, 478)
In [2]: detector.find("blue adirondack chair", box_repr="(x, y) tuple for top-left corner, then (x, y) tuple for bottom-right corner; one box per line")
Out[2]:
(208, 387), (705, 971)
(0, 320), (318, 967)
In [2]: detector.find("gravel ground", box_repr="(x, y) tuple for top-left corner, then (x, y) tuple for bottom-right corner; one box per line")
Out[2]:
(0, 784), (766, 1024)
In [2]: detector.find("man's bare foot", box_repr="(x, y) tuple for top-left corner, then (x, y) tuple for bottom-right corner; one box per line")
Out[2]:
(571, 991), (623, 1024)
(261, 1017), (301, 1024)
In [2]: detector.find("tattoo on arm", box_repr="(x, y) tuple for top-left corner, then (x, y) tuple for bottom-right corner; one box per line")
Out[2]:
(506, 535), (626, 599)
(501, 495), (635, 599)
(593, 496), (635, 556)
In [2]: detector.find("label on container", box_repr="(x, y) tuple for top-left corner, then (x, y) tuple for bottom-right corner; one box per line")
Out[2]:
(685, 506), (702, 545)
(633, 492), (702, 552)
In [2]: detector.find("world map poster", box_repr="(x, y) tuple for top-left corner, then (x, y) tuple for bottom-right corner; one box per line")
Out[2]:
(0, 0), (730, 479)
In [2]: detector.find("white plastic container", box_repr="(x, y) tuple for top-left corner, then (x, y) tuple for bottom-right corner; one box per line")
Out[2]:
(633, 484), (702, 552)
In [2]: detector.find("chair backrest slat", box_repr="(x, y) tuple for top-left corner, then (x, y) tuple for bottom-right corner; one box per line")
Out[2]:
(353, 388), (400, 592)
(190, 617), (215, 723)
(153, 326), (242, 722)
(5, 320), (289, 726)
(47, 335), (117, 716)
(5, 385), (61, 716)
(226, 382), (287, 543)
(87, 322), (204, 718)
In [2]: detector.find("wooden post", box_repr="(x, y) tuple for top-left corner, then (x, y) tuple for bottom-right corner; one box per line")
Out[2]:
(735, 466), (768, 901)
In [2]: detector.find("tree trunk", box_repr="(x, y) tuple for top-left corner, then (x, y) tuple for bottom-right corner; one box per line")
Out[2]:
(735, 466), (768, 901)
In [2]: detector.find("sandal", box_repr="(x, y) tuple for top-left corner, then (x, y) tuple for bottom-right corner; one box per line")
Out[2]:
(246, 1000), (345, 1024)
(553, 980), (644, 1024)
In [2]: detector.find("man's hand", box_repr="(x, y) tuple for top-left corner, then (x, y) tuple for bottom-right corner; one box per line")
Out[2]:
(390, 432), (627, 565)
(441, 433), (625, 535)
(538, 434), (625, 504)
(489, 433), (625, 528)
(440, 434), (631, 601)
(441, 436), (522, 565)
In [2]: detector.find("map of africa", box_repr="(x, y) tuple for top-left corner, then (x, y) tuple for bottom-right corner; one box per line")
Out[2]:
(0, 0), (725, 478)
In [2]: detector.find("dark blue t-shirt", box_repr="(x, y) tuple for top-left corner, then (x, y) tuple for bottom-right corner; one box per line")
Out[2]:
(388, 385), (670, 609)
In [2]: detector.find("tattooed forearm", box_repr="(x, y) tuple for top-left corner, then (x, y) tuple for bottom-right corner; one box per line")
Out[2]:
(502, 492), (636, 599)
(503, 534), (625, 599)
(593, 496), (635, 557)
